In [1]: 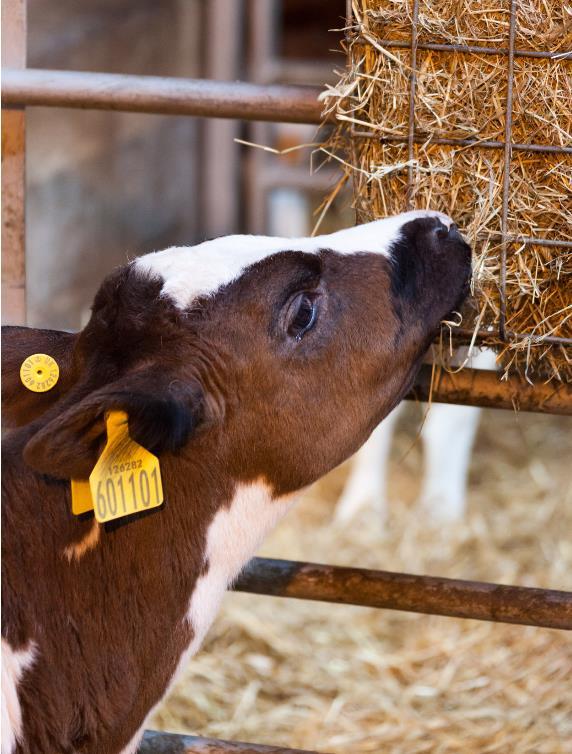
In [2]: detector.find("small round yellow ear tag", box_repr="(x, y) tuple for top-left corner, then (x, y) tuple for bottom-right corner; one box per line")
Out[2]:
(20, 353), (60, 392)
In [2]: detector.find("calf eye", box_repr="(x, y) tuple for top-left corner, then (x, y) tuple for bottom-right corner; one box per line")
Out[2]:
(287, 292), (318, 341)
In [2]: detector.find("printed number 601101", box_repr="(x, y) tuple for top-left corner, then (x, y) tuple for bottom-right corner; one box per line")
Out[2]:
(95, 467), (161, 520)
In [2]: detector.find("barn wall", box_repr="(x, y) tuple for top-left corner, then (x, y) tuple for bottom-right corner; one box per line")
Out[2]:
(26, 0), (202, 329)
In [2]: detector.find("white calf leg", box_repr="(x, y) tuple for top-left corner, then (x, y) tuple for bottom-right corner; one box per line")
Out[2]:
(418, 403), (482, 521)
(417, 347), (496, 521)
(334, 403), (403, 524)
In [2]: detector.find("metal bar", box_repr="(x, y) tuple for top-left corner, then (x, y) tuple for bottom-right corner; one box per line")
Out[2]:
(371, 37), (572, 61)
(351, 131), (572, 155)
(1, 0), (27, 326)
(345, 0), (358, 228)
(202, 0), (244, 237)
(454, 328), (572, 347)
(406, 0), (420, 209)
(140, 731), (325, 754)
(407, 364), (571, 415)
(245, 0), (281, 234)
(233, 558), (572, 630)
(1, 69), (327, 124)
(475, 233), (572, 249)
(499, 1), (518, 340)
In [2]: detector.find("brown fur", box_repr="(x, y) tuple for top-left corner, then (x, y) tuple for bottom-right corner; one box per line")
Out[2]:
(2, 217), (471, 753)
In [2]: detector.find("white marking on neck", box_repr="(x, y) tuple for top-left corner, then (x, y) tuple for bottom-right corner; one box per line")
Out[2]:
(1, 640), (37, 754)
(127, 483), (295, 744)
(135, 210), (450, 310)
(186, 481), (295, 655)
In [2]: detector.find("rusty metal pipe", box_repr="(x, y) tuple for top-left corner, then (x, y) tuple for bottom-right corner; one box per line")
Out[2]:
(1, 68), (326, 124)
(407, 365), (572, 415)
(140, 731), (325, 754)
(232, 558), (572, 630)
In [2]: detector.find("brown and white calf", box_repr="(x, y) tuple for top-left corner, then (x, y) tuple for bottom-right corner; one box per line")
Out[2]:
(2, 210), (471, 754)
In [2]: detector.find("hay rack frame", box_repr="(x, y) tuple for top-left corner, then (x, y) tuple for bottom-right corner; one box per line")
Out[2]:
(345, 0), (572, 359)
(1, 1), (571, 752)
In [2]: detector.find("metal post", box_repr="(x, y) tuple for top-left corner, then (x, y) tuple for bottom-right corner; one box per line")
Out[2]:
(2, 0), (27, 325)
(202, 0), (244, 237)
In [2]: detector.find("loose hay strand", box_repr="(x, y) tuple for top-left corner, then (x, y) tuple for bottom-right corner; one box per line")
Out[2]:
(321, 0), (572, 382)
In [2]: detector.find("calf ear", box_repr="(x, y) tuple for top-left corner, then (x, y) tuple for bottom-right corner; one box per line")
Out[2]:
(2, 326), (78, 429)
(23, 369), (204, 480)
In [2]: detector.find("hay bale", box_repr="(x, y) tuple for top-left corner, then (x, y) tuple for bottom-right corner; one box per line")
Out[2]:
(320, 0), (571, 382)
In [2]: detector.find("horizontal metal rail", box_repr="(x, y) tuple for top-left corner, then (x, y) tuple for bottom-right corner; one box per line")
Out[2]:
(455, 328), (572, 347)
(233, 558), (572, 630)
(407, 365), (572, 415)
(1, 68), (326, 124)
(475, 233), (572, 250)
(352, 130), (572, 155)
(372, 37), (572, 61)
(140, 731), (324, 754)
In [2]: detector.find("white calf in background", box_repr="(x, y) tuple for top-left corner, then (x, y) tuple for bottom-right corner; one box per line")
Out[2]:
(335, 348), (498, 524)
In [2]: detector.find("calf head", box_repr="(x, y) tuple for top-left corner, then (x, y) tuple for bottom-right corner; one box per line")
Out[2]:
(22, 210), (471, 495)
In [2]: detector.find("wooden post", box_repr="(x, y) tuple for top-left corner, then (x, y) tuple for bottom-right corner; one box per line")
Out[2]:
(2, 0), (27, 324)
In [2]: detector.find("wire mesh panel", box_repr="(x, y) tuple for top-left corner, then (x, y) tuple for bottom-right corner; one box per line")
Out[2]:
(323, 0), (572, 382)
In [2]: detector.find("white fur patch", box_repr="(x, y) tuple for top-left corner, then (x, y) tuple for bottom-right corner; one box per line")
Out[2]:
(122, 483), (294, 745)
(185, 482), (295, 655)
(1, 640), (36, 754)
(120, 483), (294, 748)
(135, 210), (451, 310)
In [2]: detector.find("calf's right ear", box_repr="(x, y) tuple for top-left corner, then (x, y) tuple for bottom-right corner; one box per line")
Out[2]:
(23, 368), (204, 480)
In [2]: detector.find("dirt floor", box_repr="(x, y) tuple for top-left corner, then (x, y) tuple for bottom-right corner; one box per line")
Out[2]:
(152, 406), (572, 753)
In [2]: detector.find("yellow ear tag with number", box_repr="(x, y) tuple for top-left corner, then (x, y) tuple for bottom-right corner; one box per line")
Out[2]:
(71, 479), (95, 515)
(88, 410), (164, 523)
(20, 353), (59, 392)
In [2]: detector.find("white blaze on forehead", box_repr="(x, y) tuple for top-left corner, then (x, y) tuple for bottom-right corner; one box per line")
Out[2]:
(1, 640), (37, 754)
(135, 210), (451, 310)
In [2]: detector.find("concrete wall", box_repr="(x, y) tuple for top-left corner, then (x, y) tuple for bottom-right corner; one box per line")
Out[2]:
(26, 0), (203, 329)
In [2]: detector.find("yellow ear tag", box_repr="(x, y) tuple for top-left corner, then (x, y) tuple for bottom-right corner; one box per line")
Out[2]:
(89, 410), (164, 523)
(71, 479), (95, 515)
(20, 353), (59, 392)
